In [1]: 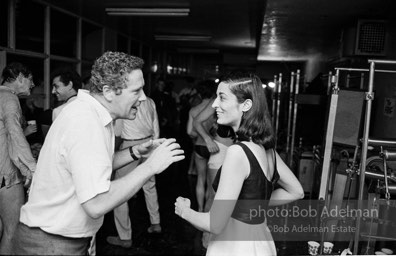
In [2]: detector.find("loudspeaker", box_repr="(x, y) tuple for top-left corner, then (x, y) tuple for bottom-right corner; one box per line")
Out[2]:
(355, 20), (387, 56)
(333, 90), (365, 147)
(298, 152), (315, 193)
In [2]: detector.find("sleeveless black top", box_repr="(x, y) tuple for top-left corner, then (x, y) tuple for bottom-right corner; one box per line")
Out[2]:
(212, 142), (279, 224)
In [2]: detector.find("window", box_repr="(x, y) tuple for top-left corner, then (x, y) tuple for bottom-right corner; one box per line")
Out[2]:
(46, 0), (81, 15)
(50, 9), (77, 57)
(50, 60), (77, 77)
(15, 1), (45, 52)
(130, 40), (140, 56)
(117, 34), (128, 53)
(0, 0), (8, 47)
(82, 21), (102, 61)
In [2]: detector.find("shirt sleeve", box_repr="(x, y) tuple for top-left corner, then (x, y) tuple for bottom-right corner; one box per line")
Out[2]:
(3, 95), (36, 177)
(151, 100), (160, 139)
(65, 114), (112, 203)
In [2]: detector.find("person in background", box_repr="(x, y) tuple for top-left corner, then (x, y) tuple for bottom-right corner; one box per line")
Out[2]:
(151, 78), (178, 138)
(187, 80), (217, 212)
(11, 51), (184, 255)
(107, 96), (162, 248)
(193, 100), (234, 248)
(175, 72), (304, 256)
(0, 62), (36, 254)
(51, 67), (82, 121)
(21, 84), (47, 159)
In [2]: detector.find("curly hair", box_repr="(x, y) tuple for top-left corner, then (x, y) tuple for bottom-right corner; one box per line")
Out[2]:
(222, 72), (275, 149)
(89, 51), (144, 94)
(1, 62), (32, 85)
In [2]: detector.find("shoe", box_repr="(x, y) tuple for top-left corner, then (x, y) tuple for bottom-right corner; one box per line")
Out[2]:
(106, 236), (132, 248)
(147, 224), (162, 233)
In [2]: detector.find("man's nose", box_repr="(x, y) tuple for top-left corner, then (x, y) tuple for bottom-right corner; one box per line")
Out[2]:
(139, 91), (147, 101)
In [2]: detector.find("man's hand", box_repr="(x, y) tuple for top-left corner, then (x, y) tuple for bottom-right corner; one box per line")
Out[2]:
(14, 159), (35, 188)
(133, 138), (166, 158)
(24, 174), (33, 188)
(24, 123), (37, 136)
(143, 138), (184, 174)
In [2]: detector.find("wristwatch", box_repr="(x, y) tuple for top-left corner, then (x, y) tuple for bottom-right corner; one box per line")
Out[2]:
(129, 146), (139, 161)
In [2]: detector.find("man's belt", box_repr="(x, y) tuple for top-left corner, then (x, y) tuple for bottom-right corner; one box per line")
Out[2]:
(122, 135), (152, 141)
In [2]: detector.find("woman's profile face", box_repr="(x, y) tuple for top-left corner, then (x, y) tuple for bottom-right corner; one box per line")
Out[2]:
(212, 82), (243, 131)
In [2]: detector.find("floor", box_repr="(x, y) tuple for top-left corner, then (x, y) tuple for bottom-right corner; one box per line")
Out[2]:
(96, 161), (207, 256)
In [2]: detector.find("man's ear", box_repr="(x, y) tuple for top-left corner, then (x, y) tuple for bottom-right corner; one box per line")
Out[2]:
(242, 99), (252, 112)
(66, 81), (73, 90)
(102, 85), (115, 102)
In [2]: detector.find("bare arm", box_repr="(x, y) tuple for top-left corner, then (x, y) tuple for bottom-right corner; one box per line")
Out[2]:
(112, 146), (137, 170)
(186, 109), (197, 138)
(192, 99), (219, 153)
(83, 138), (184, 218)
(269, 151), (304, 206)
(175, 145), (246, 234)
(83, 161), (156, 218)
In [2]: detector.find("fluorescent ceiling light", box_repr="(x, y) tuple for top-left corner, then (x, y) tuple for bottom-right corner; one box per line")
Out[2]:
(155, 35), (212, 41)
(177, 48), (219, 53)
(105, 8), (189, 17)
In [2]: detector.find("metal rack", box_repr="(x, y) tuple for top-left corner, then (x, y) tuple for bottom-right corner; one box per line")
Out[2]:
(319, 64), (396, 200)
(272, 73), (283, 149)
(314, 60), (396, 254)
(354, 60), (396, 254)
(288, 70), (300, 168)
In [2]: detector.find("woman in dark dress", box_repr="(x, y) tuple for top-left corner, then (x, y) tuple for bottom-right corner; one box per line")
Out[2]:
(175, 72), (304, 255)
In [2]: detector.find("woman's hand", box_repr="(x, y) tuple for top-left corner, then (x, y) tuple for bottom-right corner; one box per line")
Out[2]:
(175, 196), (191, 219)
(205, 138), (219, 153)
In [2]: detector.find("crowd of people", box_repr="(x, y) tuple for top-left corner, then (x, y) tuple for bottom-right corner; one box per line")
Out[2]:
(0, 51), (303, 256)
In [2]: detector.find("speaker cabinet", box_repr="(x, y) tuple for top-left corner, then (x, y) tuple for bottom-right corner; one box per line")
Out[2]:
(355, 20), (387, 56)
(333, 90), (365, 147)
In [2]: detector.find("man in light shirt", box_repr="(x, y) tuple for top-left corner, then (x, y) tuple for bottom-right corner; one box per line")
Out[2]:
(108, 97), (161, 248)
(12, 52), (184, 255)
(0, 62), (36, 254)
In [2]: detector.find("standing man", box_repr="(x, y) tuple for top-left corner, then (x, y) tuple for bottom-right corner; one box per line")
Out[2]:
(151, 78), (178, 138)
(107, 97), (162, 248)
(0, 62), (36, 254)
(12, 52), (184, 255)
(51, 68), (82, 121)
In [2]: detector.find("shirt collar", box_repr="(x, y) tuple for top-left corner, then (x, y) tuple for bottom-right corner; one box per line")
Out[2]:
(0, 86), (17, 95)
(76, 89), (113, 126)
